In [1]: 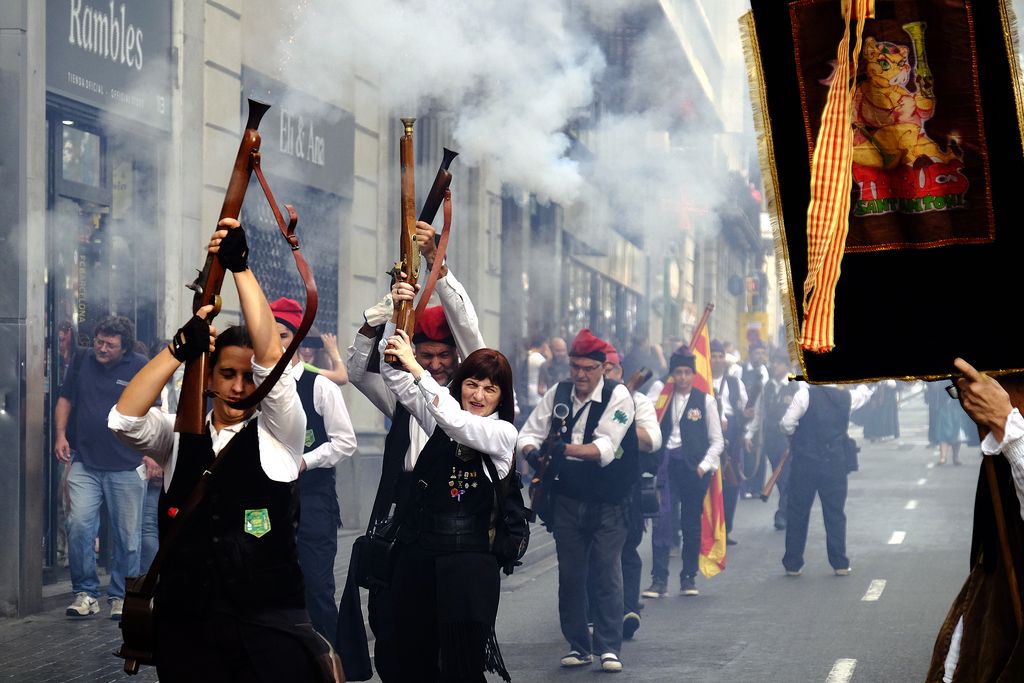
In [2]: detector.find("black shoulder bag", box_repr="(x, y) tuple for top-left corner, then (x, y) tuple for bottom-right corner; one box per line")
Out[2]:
(482, 454), (531, 575)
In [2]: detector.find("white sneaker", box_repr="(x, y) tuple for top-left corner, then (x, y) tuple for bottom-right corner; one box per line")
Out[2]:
(834, 567), (852, 577)
(601, 653), (623, 672)
(66, 592), (99, 618)
(109, 597), (124, 620)
(560, 651), (594, 667)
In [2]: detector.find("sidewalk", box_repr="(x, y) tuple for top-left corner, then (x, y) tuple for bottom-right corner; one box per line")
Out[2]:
(0, 526), (558, 681)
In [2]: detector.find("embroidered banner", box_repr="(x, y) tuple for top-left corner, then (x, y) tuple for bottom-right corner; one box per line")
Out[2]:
(793, 0), (995, 253)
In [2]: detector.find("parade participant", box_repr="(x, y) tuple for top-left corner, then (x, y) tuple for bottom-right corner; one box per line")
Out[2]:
(927, 358), (1024, 682)
(538, 336), (570, 396)
(519, 329), (635, 673)
(298, 326), (349, 386)
(779, 381), (871, 577)
(597, 341), (661, 640)
(56, 315), (150, 620)
(642, 347), (724, 598)
(740, 340), (769, 498)
(762, 349), (799, 530)
(343, 221), (486, 681)
(108, 220), (324, 681)
(271, 297), (358, 647)
(711, 339), (748, 545)
(377, 315), (516, 682)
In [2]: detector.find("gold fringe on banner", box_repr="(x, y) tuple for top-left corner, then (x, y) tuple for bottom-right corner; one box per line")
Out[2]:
(739, 11), (803, 372)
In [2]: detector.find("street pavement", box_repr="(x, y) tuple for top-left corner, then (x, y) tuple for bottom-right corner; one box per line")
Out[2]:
(0, 387), (983, 681)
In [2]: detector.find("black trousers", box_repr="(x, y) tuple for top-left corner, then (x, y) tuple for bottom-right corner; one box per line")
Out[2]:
(155, 608), (320, 683)
(652, 462), (712, 582)
(783, 456), (849, 572)
(297, 468), (341, 648)
(590, 491), (644, 615)
(552, 493), (627, 657)
(766, 445), (790, 526)
(367, 587), (400, 682)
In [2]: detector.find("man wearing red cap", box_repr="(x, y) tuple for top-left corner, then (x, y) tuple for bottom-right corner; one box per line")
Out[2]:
(269, 297), (357, 649)
(594, 342), (662, 641)
(342, 223), (487, 681)
(518, 329), (636, 673)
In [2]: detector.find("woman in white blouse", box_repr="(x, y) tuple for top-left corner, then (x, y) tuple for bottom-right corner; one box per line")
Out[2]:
(378, 307), (517, 682)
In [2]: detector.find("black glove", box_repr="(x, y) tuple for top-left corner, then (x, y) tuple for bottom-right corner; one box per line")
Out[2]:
(217, 226), (249, 272)
(525, 449), (544, 472)
(168, 314), (211, 362)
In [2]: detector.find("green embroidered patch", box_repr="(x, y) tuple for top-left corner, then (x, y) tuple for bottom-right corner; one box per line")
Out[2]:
(243, 508), (271, 538)
(304, 428), (315, 448)
(613, 409), (628, 424)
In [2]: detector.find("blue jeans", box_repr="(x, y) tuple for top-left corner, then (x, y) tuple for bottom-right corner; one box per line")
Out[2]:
(65, 461), (146, 599)
(140, 479), (163, 574)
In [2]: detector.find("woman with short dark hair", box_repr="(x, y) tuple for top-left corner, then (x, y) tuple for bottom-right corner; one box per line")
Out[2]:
(379, 311), (517, 682)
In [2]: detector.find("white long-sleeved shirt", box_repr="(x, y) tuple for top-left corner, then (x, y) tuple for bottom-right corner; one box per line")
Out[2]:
(780, 383), (874, 435)
(662, 390), (725, 473)
(347, 269), (485, 470)
(292, 362), (357, 471)
(108, 359), (306, 490)
(378, 323), (516, 480)
(633, 391), (662, 454)
(981, 408), (1024, 521)
(517, 377), (635, 468)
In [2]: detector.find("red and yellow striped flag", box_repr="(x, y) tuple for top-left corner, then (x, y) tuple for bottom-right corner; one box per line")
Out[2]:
(693, 323), (727, 578)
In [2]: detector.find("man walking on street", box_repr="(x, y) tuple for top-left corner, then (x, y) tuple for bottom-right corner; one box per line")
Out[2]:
(54, 315), (149, 620)
(519, 329), (635, 673)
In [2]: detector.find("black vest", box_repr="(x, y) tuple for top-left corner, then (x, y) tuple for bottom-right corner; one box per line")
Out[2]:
(659, 388), (711, 470)
(742, 363), (765, 409)
(296, 366), (336, 497)
(791, 386), (852, 464)
(157, 420), (305, 615)
(551, 380), (632, 504)
(400, 428), (495, 553)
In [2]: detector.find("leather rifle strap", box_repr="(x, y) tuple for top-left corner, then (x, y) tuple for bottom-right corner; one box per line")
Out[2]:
(135, 435), (242, 597)
(229, 152), (319, 411)
(414, 189), (453, 319)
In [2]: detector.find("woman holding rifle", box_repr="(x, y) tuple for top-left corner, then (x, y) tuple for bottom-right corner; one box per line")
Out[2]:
(376, 278), (516, 682)
(108, 221), (330, 682)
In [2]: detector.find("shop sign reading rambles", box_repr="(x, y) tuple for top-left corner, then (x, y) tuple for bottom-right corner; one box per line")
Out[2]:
(47, 0), (172, 130)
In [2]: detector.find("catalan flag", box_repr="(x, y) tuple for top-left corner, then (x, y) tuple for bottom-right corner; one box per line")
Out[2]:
(693, 321), (727, 578)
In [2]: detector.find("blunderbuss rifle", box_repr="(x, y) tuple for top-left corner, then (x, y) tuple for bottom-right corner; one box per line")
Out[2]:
(383, 116), (458, 366)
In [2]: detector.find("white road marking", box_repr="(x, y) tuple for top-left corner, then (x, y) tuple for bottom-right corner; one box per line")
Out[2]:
(862, 579), (887, 602)
(905, 500), (918, 510)
(888, 531), (906, 545)
(826, 658), (857, 682)
(917, 478), (927, 485)
(926, 462), (935, 469)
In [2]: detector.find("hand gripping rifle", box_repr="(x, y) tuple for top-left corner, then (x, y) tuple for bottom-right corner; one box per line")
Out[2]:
(383, 116), (458, 365)
(527, 401), (571, 524)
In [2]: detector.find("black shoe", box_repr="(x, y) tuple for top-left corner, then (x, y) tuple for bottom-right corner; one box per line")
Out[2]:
(641, 580), (667, 598)
(680, 576), (699, 596)
(774, 516), (787, 530)
(726, 536), (738, 546)
(622, 612), (641, 639)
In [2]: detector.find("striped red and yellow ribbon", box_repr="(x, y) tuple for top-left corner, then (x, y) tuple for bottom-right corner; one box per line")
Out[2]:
(800, 0), (874, 353)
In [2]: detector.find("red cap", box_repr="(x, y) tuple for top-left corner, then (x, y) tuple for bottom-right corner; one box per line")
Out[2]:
(412, 306), (455, 346)
(270, 297), (303, 332)
(603, 341), (620, 366)
(570, 329), (607, 362)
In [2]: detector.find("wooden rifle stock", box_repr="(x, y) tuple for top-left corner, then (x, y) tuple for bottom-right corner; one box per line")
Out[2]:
(175, 99), (270, 434)
(760, 448), (790, 501)
(386, 118), (419, 364)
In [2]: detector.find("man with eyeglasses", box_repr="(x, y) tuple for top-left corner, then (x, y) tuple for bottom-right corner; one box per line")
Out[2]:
(54, 315), (151, 620)
(518, 329), (635, 673)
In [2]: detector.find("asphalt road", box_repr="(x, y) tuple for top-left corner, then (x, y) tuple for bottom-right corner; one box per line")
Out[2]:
(493, 388), (978, 682)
